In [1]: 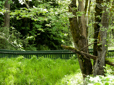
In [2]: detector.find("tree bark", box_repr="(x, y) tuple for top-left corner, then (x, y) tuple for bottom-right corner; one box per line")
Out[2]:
(69, 0), (92, 78)
(93, 0), (103, 61)
(1, 0), (10, 49)
(4, 0), (10, 37)
(93, 0), (109, 76)
(93, 0), (103, 75)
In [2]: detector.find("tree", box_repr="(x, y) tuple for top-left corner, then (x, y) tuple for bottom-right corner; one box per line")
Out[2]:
(68, 0), (92, 78)
(62, 0), (113, 80)
(93, 0), (110, 76)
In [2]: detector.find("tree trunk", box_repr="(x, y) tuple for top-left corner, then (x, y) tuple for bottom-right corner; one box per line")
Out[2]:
(69, 0), (92, 78)
(93, 0), (103, 63)
(109, 1), (114, 39)
(0, 0), (10, 49)
(4, 0), (10, 37)
(93, 0), (109, 76)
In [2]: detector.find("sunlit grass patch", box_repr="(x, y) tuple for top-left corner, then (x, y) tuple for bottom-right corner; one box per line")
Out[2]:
(0, 56), (79, 85)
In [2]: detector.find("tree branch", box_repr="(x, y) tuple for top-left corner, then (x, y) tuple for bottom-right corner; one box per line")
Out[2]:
(105, 59), (114, 66)
(24, 0), (29, 9)
(61, 45), (97, 60)
(80, 42), (97, 51)
(61, 45), (114, 66)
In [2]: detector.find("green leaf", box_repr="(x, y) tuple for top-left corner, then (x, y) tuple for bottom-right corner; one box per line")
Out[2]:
(105, 82), (109, 85)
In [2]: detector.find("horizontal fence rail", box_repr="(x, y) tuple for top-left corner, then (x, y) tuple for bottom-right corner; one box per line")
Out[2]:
(0, 49), (76, 59)
(0, 49), (114, 59)
(88, 49), (114, 58)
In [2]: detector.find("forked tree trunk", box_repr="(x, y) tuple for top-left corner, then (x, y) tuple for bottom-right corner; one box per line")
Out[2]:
(69, 0), (92, 78)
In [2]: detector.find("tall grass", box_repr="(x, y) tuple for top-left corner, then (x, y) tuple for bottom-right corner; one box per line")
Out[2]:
(0, 56), (79, 85)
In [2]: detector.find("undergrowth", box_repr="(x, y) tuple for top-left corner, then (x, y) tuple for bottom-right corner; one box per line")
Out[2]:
(0, 56), (79, 85)
(57, 58), (114, 85)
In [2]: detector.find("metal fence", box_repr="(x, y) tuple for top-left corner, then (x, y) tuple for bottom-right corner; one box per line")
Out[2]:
(0, 49), (75, 59)
(0, 49), (114, 59)
(89, 49), (114, 58)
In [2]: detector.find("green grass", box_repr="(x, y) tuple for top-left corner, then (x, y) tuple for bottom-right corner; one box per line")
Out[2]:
(0, 56), (80, 85)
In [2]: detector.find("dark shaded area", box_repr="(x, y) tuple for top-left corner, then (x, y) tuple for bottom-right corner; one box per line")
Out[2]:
(9, 0), (63, 50)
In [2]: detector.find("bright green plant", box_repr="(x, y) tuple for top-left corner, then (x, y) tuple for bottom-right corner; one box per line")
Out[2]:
(0, 56), (79, 85)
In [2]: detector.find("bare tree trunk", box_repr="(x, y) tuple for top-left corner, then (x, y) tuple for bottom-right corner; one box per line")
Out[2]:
(0, 0), (10, 49)
(4, 0), (10, 37)
(69, 0), (92, 78)
(93, 0), (109, 76)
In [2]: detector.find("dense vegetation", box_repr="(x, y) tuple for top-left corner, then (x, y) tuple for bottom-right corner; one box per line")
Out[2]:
(0, 0), (114, 50)
(0, 56), (79, 85)
(0, 0), (72, 50)
(1, 0), (114, 84)
(1, 56), (114, 85)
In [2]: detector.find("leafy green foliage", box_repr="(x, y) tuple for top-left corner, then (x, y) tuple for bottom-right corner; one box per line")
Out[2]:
(6, 0), (72, 50)
(0, 0), (72, 50)
(0, 56), (79, 84)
